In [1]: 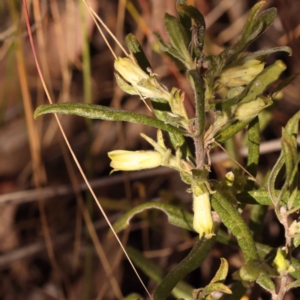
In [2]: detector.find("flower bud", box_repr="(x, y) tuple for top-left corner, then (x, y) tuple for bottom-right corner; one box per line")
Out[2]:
(273, 249), (295, 274)
(234, 96), (272, 121)
(108, 150), (162, 172)
(192, 184), (214, 239)
(219, 59), (264, 88)
(114, 57), (170, 101)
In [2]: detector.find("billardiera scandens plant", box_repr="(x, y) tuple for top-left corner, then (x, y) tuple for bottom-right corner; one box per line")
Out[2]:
(31, 2), (299, 298)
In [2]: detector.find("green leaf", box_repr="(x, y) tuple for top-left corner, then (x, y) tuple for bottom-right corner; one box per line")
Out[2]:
(219, 282), (246, 300)
(164, 13), (193, 69)
(112, 202), (194, 234)
(239, 46), (292, 63)
(187, 70), (205, 137)
(214, 119), (252, 143)
(176, 0), (192, 43)
(176, 4), (206, 58)
(239, 259), (277, 282)
(281, 137), (298, 209)
(256, 242), (276, 260)
(123, 293), (143, 300)
(220, 2), (276, 64)
(245, 117), (260, 190)
(176, 4), (206, 26)
(290, 258), (300, 279)
(283, 110), (300, 141)
(215, 60), (286, 110)
(125, 33), (151, 73)
(236, 190), (300, 206)
(256, 276), (276, 294)
(34, 103), (185, 136)
(211, 191), (258, 261)
(249, 205), (268, 241)
(194, 283), (231, 299)
(126, 247), (193, 300)
(286, 279), (300, 292)
(268, 152), (285, 207)
(210, 258), (229, 284)
(282, 111), (300, 209)
(272, 73), (299, 98)
(153, 236), (216, 300)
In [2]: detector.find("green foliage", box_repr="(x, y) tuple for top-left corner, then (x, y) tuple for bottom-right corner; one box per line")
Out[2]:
(33, 1), (300, 299)
(127, 247), (194, 300)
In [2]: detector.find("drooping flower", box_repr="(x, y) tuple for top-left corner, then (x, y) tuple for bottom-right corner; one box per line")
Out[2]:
(192, 183), (214, 239)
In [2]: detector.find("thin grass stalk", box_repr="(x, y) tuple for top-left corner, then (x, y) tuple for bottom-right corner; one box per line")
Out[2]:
(9, 0), (67, 297)
(79, 1), (95, 298)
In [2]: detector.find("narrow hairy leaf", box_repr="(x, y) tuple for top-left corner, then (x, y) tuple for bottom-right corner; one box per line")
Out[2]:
(123, 293), (143, 300)
(241, 46), (292, 63)
(220, 2), (276, 64)
(164, 13), (193, 69)
(214, 119), (252, 143)
(272, 73), (298, 97)
(283, 110), (300, 209)
(153, 31), (188, 67)
(268, 153), (285, 207)
(239, 259), (277, 282)
(256, 276), (276, 294)
(153, 236), (216, 300)
(111, 201), (246, 248)
(176, 0), (192, 43)
(219, 282), (246, 300)
(198, 283), (231, 299)
(176, 4), (206, 57)
(290, 258), (300, 279)
(245, 117), (260, 190)
(210, 258), (229, 283)
(112, 202), (194, 234)
(34, 103), (185, 136)
(249, 205), (268, 241)
(286, 279), (300, 292)
(211, 191), (258, 261)
(125, 33), (151, 73)
(237, 190), (300, 206)
(126, 247), (194, 300)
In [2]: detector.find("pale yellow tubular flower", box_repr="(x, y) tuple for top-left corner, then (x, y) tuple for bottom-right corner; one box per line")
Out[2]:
(114, 57), (149, 84)
(219, 59), (265, 88)
(108, 150), (162, 172)
(192, 184), (214, 239)
(114, 57), (170, 101)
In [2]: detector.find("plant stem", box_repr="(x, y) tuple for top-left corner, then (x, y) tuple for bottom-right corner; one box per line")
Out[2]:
(273, 274), (288, 300)
(194, 134), (205, 169)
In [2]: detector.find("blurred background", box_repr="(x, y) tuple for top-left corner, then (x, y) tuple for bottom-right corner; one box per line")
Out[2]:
(0, 0), (300, 299)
